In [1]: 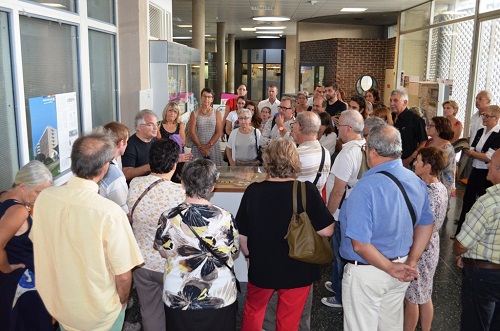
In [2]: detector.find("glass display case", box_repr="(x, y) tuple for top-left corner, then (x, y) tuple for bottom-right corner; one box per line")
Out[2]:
(150, 41), (201, 121)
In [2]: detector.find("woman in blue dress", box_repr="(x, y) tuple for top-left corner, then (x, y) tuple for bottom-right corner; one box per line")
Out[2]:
(0, 160), (53, 331)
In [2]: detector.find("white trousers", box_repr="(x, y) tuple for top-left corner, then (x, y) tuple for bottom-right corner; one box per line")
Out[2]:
(342, 257), (410, 331)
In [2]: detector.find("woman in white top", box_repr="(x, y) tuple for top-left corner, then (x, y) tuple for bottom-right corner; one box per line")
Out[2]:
(225, 96), (246, 137)
(226, 108), (262, 166)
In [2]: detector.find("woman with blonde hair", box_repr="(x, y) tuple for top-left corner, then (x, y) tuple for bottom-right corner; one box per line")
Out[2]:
(237, 138), (334, 330)
(0, 161), (53, 331)
(442, 100), (463, 143)
(157, 101), (185, 151)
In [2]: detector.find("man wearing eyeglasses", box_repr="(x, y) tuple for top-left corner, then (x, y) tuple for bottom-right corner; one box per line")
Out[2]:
(259, 96), (295, 149)
(455, 105), (500, 237)
(122, 109), (158, 183)
(258, 85), (281, 117)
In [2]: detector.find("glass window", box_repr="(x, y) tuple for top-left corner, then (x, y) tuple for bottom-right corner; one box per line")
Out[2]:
(428, 20), (474, 126)
(251, 64), (264, 101)
(476, 18), (500, 103)
(250, 49), (263, 63)
(0, 12), (19, 189)
(399, 29), (430, 80)
(266, 49), (281, 63)
(28, 0), (76, 12)
(87, 0), (115, 24)
(89, 30), (117, 127)
(266, 64), (281, 94)
(20, 16), (79, 177)
(400, 2), (432, 32)
(433, 0), (475, 24)
(479, 0), (500, 13)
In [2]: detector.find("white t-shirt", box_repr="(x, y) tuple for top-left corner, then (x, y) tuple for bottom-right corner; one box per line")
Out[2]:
(325, 139), (366, 219)
(227, 128), (261, 162)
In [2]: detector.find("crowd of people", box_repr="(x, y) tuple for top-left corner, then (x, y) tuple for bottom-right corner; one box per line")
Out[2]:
(0, 82), (499, 331)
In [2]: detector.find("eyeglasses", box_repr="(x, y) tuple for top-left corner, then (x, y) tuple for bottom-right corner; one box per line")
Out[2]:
(238, 116), (251, 120)
(279, 106), (293, 110)
(201, 95), (213, 99)
(426, 124), (435, 128)
(481, 113), (497, 119)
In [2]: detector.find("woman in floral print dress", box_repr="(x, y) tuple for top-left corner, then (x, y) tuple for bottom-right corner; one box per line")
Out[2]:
(154, 159), (239, 331)
(404, 147), (449, 331)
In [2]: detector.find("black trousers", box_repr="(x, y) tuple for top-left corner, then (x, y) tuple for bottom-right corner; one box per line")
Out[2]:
(455, 168), (491, 235)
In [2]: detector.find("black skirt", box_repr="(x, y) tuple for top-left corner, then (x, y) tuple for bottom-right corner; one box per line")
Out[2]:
(165, 300), (237, 331)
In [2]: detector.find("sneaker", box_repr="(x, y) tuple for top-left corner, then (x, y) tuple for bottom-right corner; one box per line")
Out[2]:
(324, 281), (336, 295)
(321, 296), (342, 308)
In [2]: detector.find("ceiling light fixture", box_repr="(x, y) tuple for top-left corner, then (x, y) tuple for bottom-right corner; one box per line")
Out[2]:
(177, 24), (192, 28)
(255, 30), (283, 34)
(241, 27), (257, 31)
(253, 16), (290, 22)
(40, 3), (66, 8)
(255, 26), (286, 30)
(340, 8), (368, 12)
(173, 36), (192, 40)
(256, 35), (280, 39)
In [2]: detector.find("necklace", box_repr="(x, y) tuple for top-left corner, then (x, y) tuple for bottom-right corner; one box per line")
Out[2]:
(201, 107), (211, 115)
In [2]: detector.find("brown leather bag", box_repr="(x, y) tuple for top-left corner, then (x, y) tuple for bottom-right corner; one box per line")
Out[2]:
(284, 181), (333, 264)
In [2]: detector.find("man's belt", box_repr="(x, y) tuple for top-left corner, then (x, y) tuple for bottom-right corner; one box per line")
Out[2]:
(347, 256), (407, 266)
(462, 257), (500, 269)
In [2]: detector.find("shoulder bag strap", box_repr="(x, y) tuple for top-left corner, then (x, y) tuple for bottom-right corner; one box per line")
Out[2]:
(300, 181), (307, 212)
(182, 212), (241, 292)
(378, 171), (417, 226)
(253, 128), (259, 154)
(130, 179), (164, 221)
(312, 147), (326, 186)
(292, 180), (299, 215)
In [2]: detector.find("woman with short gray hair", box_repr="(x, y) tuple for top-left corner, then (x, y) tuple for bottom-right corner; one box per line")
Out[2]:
(154, 159), (239, 331)
(0, 160), (53, 330)
(225, 108), (262, 166)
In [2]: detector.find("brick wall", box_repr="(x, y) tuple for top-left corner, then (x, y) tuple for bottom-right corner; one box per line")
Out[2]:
(300, 37), (396, 102)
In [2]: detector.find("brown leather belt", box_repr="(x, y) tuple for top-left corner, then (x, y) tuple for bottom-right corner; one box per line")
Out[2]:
(462, 258), (500, 270)
(347, 256), (405, 266)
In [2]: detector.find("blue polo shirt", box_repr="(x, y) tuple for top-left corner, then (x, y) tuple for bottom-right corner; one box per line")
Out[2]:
(339, 159), (433, 263)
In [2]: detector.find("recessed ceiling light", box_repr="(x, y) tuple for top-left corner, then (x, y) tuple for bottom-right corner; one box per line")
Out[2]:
(255, 26), (286, 30)
(177, 24), (192, 28)
(253, 16), (290, 22)
(255, 30), (283, 34)
(256, 35), (280, 39)
(340, 8), (367, 12)
(173, 36), (192, 40)
(40, 3), (66, 8)
(241, 28), (257, 32)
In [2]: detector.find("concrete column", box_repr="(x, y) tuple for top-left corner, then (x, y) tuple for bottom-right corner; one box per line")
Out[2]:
(228, 34), (235, 93)
(216, 22), (226, 102)
(192, 0), (205, 92)
(117, 0), (149, 129)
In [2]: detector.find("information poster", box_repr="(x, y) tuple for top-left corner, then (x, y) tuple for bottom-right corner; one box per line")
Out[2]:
(28, 92), (78, 175)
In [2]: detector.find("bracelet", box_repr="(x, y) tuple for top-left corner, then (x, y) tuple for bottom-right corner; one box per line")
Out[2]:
(244, 254), (250, 259)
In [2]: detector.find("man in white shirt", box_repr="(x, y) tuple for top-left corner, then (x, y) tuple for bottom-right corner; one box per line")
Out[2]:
(293, 111), (331, 192)
(322, 109), (366, 309)
(469, 90), (492, 139)
(258, 85), (281, 117)
(260, 96), (295, 149)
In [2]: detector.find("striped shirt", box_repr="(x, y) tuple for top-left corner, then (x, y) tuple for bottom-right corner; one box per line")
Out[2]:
(297, 140), (331, 192)
(457, 184), (500, 263)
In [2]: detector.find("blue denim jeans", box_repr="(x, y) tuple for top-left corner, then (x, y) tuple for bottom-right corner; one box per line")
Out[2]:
(460, 264), (500, 331)
(331, 221), (347, 304)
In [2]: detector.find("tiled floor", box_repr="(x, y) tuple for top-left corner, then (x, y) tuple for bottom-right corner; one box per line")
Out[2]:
(124, 185), (465, 331)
